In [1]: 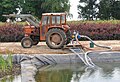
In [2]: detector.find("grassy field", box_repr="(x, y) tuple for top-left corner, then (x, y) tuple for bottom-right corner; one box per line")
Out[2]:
(67, 20), (120, 24)
(0, 20), (120, 26)
(0, 22), (26, 26)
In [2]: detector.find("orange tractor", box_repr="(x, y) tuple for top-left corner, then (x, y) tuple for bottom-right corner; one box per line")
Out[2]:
(3, 13), (72, 49)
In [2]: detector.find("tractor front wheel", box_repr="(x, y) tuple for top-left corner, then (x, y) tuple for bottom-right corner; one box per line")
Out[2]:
(46, 28), (66, 49)
(21, 37), (33, 48)
(33, 41), (39, 45)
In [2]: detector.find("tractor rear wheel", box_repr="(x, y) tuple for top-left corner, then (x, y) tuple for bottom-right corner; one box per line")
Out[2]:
(46, 28), (66, 49)
(21, 37), (33, 48)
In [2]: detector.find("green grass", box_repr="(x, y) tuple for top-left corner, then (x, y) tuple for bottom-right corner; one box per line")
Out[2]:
(67, 20), (120, 24)
(0, 22), (26, 26)
(0, 22), (6, 26)
(0, 20), (120, 26)
(0, 54), (13, 72)
(0, 55), (7, 72)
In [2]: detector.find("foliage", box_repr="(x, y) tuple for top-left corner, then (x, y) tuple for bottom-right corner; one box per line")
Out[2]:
(41, 0), (70, 13)
(68, 20), (120, 40)
(78, 0), (99, 20)
(0, 0), (70, 21)
(0, 55), (7, 72)
(6, 53), (13, 69)
(0, 20), (120, 42)
(0, 24), (24, 42)
(98, 0), (113, 20)
(0, 54), (13, 72)
(0, 0), (12, 21)
(78, 0), (120, 20)
(111, 1), (120, 20)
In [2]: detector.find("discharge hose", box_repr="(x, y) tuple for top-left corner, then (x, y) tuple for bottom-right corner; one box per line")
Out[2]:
(80, 35), (112, 51)
(73, 33), (112, 67)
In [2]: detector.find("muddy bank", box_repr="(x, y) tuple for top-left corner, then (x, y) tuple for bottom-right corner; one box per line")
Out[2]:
(0, 64), (20, 78)
(0, 40), (120, 54)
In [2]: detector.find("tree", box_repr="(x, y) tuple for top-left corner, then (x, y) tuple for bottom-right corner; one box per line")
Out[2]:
(98, 0), (113, 20)
(41, 0), (70, 13)
(32, 0), (70, 19)
(78, 0), (99, 20)
(98, 0), (120, 20)
(111, 1), (120, 20)
(0, 0), (70, 21)
(0, 0), (16, 21)
(78, 0), (120, 20)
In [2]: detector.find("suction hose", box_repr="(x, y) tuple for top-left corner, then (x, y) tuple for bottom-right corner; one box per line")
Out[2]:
(71, 33), (95, 67)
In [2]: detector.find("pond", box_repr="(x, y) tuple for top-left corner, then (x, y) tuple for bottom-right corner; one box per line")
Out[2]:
(35, 63), (120, 82)
(1, 62), (120, 82)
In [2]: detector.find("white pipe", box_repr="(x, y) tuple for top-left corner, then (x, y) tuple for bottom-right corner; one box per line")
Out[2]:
(70, 48), (89, 66)
(70, 33), (112, 67)
(80, 35), (112, 51)
(75, 33), (96, 67)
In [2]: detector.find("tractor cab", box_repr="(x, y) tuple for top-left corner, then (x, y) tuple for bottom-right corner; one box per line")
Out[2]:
(40, 13), (69, 41)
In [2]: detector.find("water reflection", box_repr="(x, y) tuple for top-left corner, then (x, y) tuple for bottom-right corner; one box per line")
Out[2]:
(35, 63), (120, 82)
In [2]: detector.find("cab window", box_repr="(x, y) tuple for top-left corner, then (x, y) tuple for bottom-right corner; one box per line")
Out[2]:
(42, 16), (50, 25)
(52, 16), (60, 24)
(56, 16), (60, 24)
(61, 15), (65, 24)
(52, 16), (55, 24)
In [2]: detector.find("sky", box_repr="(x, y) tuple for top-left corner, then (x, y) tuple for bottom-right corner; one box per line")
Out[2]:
(68, 0), (80, 21)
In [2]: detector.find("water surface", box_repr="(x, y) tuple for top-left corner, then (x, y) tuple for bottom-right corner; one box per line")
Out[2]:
(35, 63), (120, 82)
(1, 63), (120, 82)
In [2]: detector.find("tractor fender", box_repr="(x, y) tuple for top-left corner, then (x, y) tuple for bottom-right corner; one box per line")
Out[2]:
(48, 25), (70, 32)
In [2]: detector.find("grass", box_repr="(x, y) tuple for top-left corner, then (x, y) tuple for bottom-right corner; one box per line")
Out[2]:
(67, 20), (120, 24)
(0, 20), (120, 26)
(0, 22), (26, 26)
(0, 53), (13, 72)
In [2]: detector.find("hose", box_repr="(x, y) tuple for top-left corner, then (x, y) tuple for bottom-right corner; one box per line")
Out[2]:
(75, 33), (96, 67)
(70, 32), (112, 67)
(80, 35), (112, 51)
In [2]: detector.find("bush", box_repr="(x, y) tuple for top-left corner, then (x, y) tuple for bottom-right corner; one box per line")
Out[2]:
(0, 24), (24, 42)
(0, 20), (120, 42)
(68, 21), (120, 40)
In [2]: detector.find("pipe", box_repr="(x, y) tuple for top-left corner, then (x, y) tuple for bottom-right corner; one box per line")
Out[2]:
(80, 35), (112, 51)
(70, 32), (112, 67)
(75, 33), (96, 67)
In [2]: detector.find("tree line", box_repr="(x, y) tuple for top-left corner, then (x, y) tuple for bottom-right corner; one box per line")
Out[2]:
(0, 0), (120, 21)
(0, 0), (70, 21)
(78, 0), (120, 20)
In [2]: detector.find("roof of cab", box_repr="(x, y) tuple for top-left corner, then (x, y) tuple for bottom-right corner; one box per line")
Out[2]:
(42, 13), (66, 16)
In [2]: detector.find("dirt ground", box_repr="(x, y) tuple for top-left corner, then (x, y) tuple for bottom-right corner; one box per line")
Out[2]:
(0, 40), (120, 54)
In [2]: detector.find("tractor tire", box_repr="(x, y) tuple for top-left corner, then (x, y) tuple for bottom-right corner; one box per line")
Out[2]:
(66, 30), (72, 45)
(33, 41), (39, 45)
(46, 28), (66, 49)
(30, 35), (39, 45)
(21, 37), (33, 48)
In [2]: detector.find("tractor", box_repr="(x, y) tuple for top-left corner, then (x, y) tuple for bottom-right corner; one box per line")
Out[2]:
(3, 13), (72, 49)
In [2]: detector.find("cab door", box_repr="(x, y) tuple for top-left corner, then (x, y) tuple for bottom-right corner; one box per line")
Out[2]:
(40, 16), (50, 41)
